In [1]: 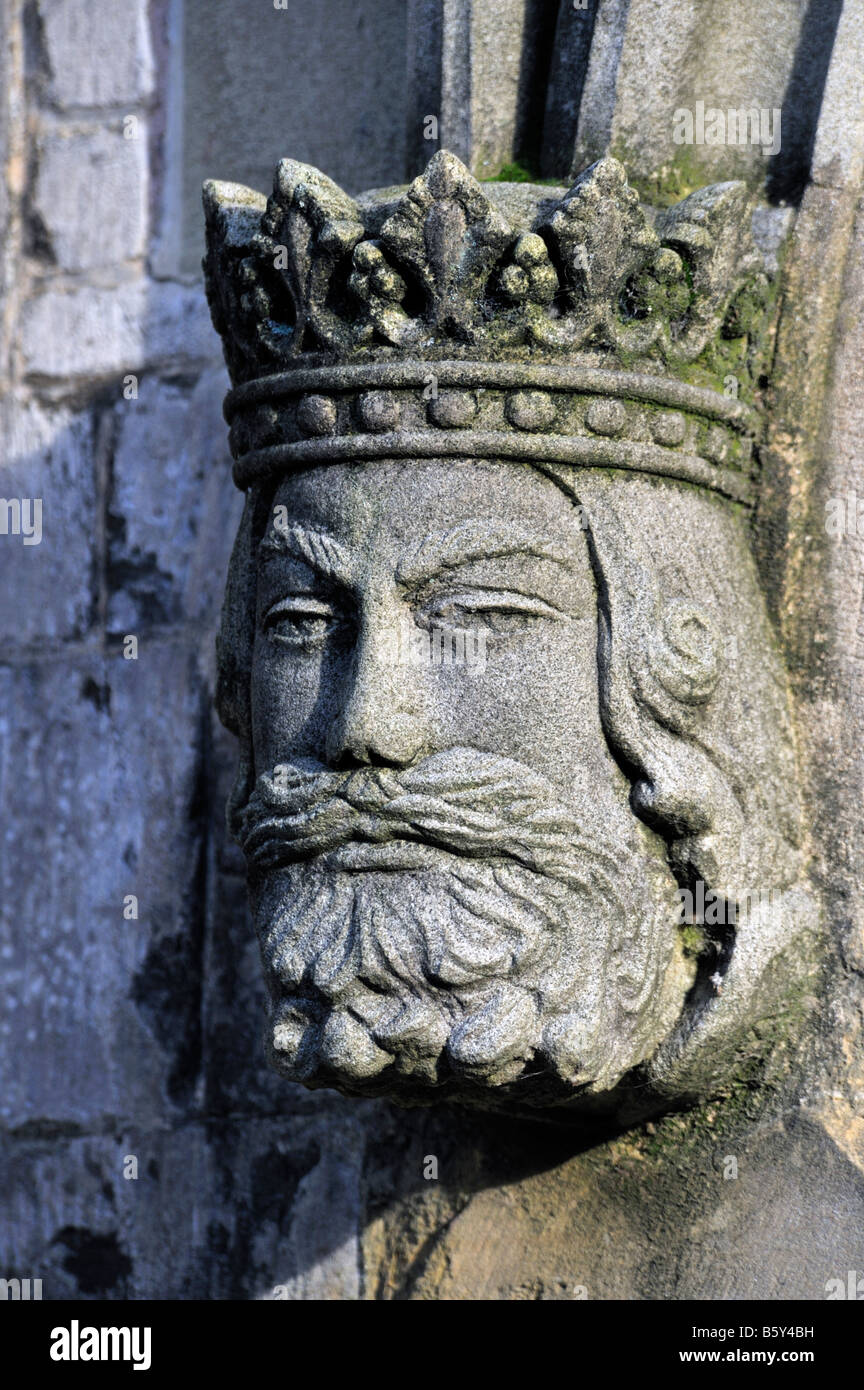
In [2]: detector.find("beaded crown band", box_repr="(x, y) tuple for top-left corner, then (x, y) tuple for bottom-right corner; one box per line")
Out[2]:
(203, 150), (774, 505)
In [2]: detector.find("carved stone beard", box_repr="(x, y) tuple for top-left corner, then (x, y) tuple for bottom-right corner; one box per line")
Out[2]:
(236, 747), (690, 1109)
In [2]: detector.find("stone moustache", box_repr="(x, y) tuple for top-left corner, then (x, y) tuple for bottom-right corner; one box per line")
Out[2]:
(202, 149), (818, 1122)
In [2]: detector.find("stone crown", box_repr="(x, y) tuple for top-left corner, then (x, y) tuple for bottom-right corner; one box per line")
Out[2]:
(203, 150), (773, 504)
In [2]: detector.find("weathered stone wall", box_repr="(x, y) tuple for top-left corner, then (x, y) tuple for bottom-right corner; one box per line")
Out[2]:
(2, 0), (863, 1300)
(0, 0), (373, 1300)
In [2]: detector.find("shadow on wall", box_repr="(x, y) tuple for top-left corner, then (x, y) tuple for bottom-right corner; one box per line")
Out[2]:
(766, 0), (844, 203)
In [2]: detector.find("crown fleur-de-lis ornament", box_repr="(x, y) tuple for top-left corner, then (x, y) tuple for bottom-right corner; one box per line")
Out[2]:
(204, 150), (771, 506)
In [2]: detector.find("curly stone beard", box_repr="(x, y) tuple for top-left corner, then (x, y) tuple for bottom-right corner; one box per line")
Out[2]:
(235, 748), (688, 1109)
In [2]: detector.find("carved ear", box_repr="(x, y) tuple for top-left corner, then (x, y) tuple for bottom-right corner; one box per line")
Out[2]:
(594, 573), (747, 895)
(534, 460), (789, 896)
(627, 738), (746, 892)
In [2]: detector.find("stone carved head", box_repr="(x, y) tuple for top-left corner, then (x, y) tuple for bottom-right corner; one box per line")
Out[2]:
(203, 152), (816, 1121)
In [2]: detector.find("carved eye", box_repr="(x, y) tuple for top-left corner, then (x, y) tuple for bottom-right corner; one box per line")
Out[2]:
(263, 596), (345, 647)
(416, 589), (562, 636)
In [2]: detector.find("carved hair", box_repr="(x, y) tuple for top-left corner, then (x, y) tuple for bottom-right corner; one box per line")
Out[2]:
(537, 464), (803, 899)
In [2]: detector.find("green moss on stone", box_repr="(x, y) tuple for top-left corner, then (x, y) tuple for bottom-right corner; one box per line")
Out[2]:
(680, 925), (709, 958)
(611, 147), (733, 209)
(484, 160), (563, 186)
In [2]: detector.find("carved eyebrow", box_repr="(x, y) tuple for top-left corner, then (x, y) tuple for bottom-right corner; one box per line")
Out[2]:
(395, 520), (575, 587)
(259, 523), (353, 585)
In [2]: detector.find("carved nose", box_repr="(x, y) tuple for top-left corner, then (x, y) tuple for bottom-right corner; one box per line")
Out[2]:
(325, 618), (431, 769)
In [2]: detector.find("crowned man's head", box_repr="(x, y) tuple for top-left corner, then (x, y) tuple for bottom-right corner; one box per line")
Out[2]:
(205, 152), (813, 1118)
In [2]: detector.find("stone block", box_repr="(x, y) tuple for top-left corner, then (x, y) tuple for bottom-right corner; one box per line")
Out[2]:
(0, 1115), (366, 1299)
(810, 0), (864, 189)
(0, 397), (95, 645)
(20, 283), (147, 380)
(561, 0), (840, 200)
(19, 280), (218, 381)
(0, 643), (207, 1129)
(41, 0), (155, 110)
(176, 0), (409, 275)
(107, 368), (242, 631)
(33, 125), (148, 272)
